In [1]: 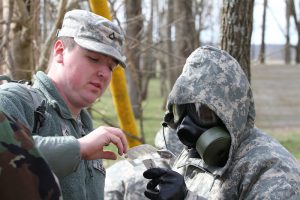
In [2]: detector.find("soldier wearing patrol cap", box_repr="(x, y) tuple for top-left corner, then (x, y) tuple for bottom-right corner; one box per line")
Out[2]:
(143, 46), (300, 199)
(0, 9), (128, 200)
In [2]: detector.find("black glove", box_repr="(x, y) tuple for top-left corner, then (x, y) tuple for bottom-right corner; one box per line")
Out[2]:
(143, 167), (188, 200)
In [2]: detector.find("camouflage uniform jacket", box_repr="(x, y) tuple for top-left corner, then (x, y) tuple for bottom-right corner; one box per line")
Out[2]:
(0, 109), (62, 199)
(105, 127), (184, 200)
(0, 71), (106, 200)
(168, 46), (300, 199)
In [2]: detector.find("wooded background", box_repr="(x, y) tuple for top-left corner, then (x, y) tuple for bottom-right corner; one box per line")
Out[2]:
(1, 0), (299, 132)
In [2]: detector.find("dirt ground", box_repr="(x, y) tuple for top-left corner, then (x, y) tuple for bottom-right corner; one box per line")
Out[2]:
(251, 63), (300, 130)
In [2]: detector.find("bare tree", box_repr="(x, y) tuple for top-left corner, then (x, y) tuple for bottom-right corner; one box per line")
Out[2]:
(166, 0), (175, 92)
(220, 0), (254, 82)
(193, 0), (214, 46)
(0, 2), (3, 75)
(259, 0), (267, 64)
(140, 0), (155, 101)
(172, 0), (198, 87)
(157, 0), (172, 109)
(1, 0), (35, 80)
(289, 0), (300, 63)
(1, 0), (13, 76)
(0, 0), (82, 80)
(37, 0), (68, 71)
(38, 0), (81, 71)
(285, 0), (291, 64)
(124, 0), (143, 118)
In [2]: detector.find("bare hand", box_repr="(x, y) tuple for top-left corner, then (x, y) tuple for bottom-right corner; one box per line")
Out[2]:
(78, 126), (128, 160)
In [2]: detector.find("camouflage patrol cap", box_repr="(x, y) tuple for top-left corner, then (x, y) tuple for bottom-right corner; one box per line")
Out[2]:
(57, 9), (126, 68)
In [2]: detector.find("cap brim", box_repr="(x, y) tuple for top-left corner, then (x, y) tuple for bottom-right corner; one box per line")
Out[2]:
(74, 38), (126, 68)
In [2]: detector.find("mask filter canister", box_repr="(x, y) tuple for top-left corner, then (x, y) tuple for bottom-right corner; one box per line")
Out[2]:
(196, 126), (231, 167)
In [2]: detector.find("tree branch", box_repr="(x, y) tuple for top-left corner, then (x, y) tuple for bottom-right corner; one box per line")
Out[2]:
(15, 0), (31, 27)
(37, 0), (68, 71)
(0, 1), (13, 50)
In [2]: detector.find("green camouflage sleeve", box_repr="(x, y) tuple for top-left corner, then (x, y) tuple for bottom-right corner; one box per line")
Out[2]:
(0, 110), (62, 200)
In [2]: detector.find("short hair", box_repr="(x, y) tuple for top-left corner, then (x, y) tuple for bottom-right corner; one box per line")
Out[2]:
(57, 37), (77, 50)
(46, 37), (77, 71)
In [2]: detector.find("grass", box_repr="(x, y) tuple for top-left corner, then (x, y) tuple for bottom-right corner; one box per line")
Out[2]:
(91, 78), (300, 167)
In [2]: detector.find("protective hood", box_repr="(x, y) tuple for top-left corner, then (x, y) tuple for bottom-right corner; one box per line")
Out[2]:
(167, 46), (255, 174)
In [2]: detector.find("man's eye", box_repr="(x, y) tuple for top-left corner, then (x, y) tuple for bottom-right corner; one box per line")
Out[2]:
(88, 56), (98, 62)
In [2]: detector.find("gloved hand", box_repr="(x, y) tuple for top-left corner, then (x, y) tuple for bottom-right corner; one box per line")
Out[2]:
(143, 167), (188, 200)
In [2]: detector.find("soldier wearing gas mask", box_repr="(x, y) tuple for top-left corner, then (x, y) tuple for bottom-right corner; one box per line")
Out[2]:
(143, 46), (300, 200)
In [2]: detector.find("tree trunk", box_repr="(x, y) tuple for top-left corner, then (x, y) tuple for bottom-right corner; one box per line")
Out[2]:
(167, 0), (175, 92)
(125, 0), (143, 118)
(289, 0), (300, 63)
(10, 0), (35, 80)
(159, 3), (169, 110)
(221, 0), (254, 82)
(259, 0), (267, 64)
(172, 0), (198, 87)
(1, 0), (14, 77)
(285, 0), (291, 64)
(141, 0), (155, 101)
(297, 39), (300, 63)
(0, 2), (2, 75)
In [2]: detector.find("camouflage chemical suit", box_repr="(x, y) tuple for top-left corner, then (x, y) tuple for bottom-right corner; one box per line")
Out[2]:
(0, 72), (104, 200)
(146, 46), (300, 199)
(0, 109), (62, 200)
(105, 127), (184, 200)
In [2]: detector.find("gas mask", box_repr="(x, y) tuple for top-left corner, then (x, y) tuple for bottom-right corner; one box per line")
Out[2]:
(163, 103), (231, 167)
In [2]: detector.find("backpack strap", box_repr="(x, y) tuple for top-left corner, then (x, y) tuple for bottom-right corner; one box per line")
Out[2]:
(17, 84), (46, 134)
(0, 75), (46, 134)
(32, 99), (46, 134)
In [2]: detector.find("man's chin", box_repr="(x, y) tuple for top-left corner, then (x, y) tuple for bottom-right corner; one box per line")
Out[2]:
(82, 95), (99, 106)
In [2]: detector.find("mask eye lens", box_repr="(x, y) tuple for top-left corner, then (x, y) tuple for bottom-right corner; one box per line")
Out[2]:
(165, 103), (222, 129)
(173, 104), (187, 125)
(173, 106), (179, 123)
(188, 104), (221, 127)
(164, 104), (187, 129)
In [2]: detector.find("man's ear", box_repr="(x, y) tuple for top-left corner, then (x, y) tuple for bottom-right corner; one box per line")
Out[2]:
(53, 40), (64, 63)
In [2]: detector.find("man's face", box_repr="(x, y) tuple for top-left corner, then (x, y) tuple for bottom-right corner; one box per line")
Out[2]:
(55, 41), (117, 109)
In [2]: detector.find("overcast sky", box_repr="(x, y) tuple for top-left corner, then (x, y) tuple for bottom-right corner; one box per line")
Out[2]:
(252, 0), (297, 45)
(200, 0), (298, 45)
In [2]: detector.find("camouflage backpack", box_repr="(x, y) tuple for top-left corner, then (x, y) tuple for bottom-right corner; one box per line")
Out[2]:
(0, 109), (62, 199)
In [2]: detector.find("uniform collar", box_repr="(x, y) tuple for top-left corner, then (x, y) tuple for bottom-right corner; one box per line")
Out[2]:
(33, 71), (73, 120)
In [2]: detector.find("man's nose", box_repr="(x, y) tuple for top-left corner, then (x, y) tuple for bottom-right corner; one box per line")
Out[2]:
(97, 65), (111, 79)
